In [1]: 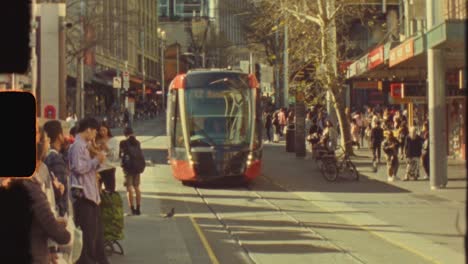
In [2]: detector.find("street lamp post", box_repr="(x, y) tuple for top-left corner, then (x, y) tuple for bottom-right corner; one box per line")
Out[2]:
(30, 0), (37, 97)
(158, 28), (166, 110)
(76, 0), (85, 119)
(141, 30), (146, 102)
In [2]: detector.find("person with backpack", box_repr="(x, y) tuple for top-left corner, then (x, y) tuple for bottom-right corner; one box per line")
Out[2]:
(119, 127), (146, 215)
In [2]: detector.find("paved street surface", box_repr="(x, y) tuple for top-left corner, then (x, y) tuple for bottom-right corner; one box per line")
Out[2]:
(109, 117), (466, 264)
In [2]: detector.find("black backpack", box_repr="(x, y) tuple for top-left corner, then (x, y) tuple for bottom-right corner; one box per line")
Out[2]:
(122, 140), (146, 174)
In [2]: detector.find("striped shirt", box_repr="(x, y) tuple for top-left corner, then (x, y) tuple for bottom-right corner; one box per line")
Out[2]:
(68, 134), (101, 205)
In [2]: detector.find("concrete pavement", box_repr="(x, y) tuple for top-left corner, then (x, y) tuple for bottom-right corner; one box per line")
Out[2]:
(261, 140), (466, 263)
(105, 118), (466, 263)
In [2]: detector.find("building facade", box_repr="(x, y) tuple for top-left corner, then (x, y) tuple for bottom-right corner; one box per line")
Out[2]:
(345, 0), (466, 160)
(65, 0), (160, 117)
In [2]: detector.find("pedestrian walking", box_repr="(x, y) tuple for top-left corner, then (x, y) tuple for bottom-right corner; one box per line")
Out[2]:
(370, 120), (384, 163)
(404, 127), (423, 181)
(278, 108), (287, 136)
(264, 111), (273, 142)
(123, 109), (131, 128)
(421, 131), (430, 180)
(68, 117), (109, 264)
(350, 118), (360, 149)
(305, 112), (313, 137)
(66, 112), (78, 129)
(398, 122), (409, 160)
(272, 112), (281, 143)
(119, 127), (146, 215)
(320, 120), (338, 151)
(383, 131), (400, 182)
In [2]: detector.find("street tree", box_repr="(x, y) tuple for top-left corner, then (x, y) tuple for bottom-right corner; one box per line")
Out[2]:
(247, 0), (380, 155)
(65, 0), (140, 116)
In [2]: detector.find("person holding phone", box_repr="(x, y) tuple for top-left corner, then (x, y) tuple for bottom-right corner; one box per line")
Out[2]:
(68, 117), (109, 264)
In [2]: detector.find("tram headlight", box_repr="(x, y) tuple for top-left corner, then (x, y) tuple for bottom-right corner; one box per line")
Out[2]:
(248, 154), (253, 160)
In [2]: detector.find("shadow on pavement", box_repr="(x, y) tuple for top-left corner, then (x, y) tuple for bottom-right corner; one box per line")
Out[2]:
(141, 148), (168, 165)
(261, 144), (411, 194)
(301, 221), (464, 238)
(195, 217), (343, 254)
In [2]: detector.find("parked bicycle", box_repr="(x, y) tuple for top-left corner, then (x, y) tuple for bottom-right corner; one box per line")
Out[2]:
(317, 145), (359, 182)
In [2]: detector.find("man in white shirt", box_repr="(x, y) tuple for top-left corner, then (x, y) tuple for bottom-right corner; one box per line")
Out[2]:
(66, 112), (78, 128)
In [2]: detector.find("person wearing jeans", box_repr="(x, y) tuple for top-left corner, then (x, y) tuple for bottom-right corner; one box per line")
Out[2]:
(69, 117), (109, 264)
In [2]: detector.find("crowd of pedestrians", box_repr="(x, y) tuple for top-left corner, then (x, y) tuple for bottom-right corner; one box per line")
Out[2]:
(1, 116), (146, 264)
(264, 104), (431, 183)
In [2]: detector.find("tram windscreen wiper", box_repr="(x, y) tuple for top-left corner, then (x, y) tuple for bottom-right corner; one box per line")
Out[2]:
(191, 121), (216, 147)
(209, 78), (229, 85)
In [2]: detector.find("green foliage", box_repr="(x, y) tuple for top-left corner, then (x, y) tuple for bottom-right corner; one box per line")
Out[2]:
(100, 192), (124, 241)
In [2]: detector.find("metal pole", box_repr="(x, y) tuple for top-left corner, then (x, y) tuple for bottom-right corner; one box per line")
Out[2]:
(275, 23), (280, 108)
(141, 30), (146, 102)
(30, 0), (37, 97)
(124, 61), (129, 111)
(404, 0), (410, 38)
(427, 0), (447, 189)
(176, 42), (180, 74)
(202, 52), (206, 68)
(249, 52), (253, 74)
(161, 42), (165, 110)
(79, 0), (85, 119)
(283, 23), (289, 108)
(80, 57), (84, 119)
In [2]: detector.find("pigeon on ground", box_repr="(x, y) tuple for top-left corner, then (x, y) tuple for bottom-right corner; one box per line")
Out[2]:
(163, 208), (175, 218)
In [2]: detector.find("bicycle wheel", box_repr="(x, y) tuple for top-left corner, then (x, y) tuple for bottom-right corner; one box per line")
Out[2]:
(343, 160), (359, 181)
(320, 158), (338, 182)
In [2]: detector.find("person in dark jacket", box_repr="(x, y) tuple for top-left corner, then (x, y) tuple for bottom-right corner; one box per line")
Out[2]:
(264, 111), (273, 142)
(44, 120), (68, 217)
(421, 131), (430, 180)
(383, 131), (400, 182)
(398, 122), (409, 160)
(370, 120), (384, 163)
(404, 127), (423, 181)
(119, 127), (143, 215)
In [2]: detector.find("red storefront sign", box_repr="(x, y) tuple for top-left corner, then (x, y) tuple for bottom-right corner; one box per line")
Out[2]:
(340, 61), (353, 73)
(389, 39), (414, 67)
(368, 45), (384, 70)
(354, 81), (382, 89)
(390, 83), (402, 98)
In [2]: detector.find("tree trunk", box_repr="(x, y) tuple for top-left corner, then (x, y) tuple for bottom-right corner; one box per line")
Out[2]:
(331, 89), (354, 155)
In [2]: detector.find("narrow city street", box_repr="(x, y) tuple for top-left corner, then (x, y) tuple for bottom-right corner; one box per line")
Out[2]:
(109, 117), (466, 264)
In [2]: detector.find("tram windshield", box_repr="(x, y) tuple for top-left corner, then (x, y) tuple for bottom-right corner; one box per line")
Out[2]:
(185, 75), (253, 147)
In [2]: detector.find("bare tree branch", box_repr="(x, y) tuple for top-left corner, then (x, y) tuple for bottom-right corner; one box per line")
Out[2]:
(283, 7), (322, 26)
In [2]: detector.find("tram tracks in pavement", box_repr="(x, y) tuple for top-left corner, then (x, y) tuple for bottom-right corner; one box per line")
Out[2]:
(193, 181), (367, 264)
(194, 186), (257, 264)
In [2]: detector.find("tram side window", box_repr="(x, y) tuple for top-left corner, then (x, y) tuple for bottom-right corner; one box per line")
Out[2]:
(174, 90), (185, 148)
